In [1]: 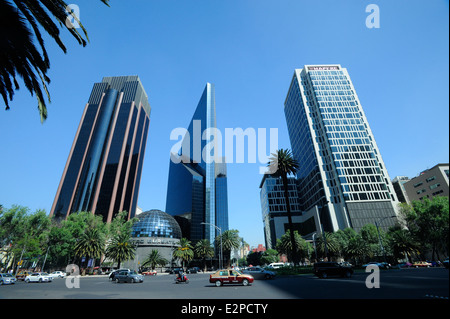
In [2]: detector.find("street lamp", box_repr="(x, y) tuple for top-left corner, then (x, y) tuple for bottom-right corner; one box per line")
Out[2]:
(375, 215), (397, 263)
(317, 200), (329, 260)
(312, 232), (318, 262)
(201, 222), (223, 269)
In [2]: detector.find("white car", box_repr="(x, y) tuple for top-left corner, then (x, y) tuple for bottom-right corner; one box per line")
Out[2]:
(25, 272), (53, 283)
(0, 273), (17, 285)
(50, 271), (66, 279)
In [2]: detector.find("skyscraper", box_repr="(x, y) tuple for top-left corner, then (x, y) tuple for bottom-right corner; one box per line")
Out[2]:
(259, 175), (305, 249)
(50, 76), (151, 222)
(165, 83), (229, 244)
(284, 65), (398, 233)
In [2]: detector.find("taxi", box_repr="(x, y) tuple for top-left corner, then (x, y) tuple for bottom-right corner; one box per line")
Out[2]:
(209, 269), (254, 287)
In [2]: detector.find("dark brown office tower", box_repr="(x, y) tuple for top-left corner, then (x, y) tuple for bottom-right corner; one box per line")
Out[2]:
(50, 76), (150, 222)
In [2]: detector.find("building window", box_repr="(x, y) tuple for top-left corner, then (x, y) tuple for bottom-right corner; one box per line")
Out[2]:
(417, 188), (427, 194)
(429, 183), (440, 190)
(426, 176), (436, 183)
(413, 182), (423, 188)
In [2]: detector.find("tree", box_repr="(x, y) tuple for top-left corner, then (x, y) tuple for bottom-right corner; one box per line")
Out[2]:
(402, 197), (449, 259)
(360, 224), (385, 258)
(104, 232), (136, 270)
(0, 205), (51, 272)
(216, 229), (241, 267)
(345, 234), (372, 265)
(194, 239), (214, 272)
(173, 238), (193, 270)
(316, 232), (341, 260)
(261, 249), (279, 265)
(276, 230), (311, 263)
(386, 226), (420, 262)
(268, 149), (300, 265)
(73, 227), (105, 273)
(246, 251), (262, 266)
(0, 0), (110, 121)
(142, 250), (168, 271)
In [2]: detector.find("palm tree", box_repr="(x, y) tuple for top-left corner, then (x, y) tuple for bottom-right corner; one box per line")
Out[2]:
(268, 149), (300, 265)
(142, 250), (168, 272)
(276, 230), (310, 263)
(316, 232), (341, 260)
(173, 238), (193, 271)
(194, 239), (214, 272)
(0, 0), (109, 122)
(73, 227), (105, 272)
(387, 227), (419, 263)
(345, 234), (372, 265)
(216, 230), (241, 268)
(104, 232), (136, 269)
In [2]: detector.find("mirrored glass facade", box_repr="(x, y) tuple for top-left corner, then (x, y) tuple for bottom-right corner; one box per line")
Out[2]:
(284, 65), (398, 232)
(165, 83), (229, 244)
(131, 210), (182, 239)
(50, 76), (151, 223)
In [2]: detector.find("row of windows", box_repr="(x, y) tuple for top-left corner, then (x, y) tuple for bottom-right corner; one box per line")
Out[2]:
(337, 166), (381, 177)
(321, 112), (362, 120)
(321, 106), (360, 114)
(336, 159), (378, 168)
(415, 183), (441, 194)
(329, 138), (371, 146)
(344, 191), (391, 201)
(315, 94), (357, 102)
(340, 174), (383, 184)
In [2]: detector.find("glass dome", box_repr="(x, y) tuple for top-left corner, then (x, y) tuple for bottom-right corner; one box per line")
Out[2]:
(131, 209), (182, 239)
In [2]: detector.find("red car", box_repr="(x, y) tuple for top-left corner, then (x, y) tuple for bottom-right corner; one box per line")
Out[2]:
(209, 269), (254, 287)
(141, 270), (157, 276)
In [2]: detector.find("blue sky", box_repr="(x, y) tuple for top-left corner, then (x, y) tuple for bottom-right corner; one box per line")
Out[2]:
(0, 0), (448, 248)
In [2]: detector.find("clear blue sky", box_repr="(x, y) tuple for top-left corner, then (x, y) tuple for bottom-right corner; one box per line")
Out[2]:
(0, 0), (448, 248)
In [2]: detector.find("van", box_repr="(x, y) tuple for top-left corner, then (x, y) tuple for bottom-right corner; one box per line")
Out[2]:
(267, 262), (285, 269)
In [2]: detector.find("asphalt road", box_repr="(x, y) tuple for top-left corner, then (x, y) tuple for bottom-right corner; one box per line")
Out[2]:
(1, 267), (448, 300)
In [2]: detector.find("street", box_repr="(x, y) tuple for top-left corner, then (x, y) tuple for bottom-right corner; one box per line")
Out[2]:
(1, 267), (448, 300)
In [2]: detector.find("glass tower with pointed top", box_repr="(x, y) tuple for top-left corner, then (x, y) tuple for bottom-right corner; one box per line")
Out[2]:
(165, 83), (229, 244)
(50, 76), (150, 222)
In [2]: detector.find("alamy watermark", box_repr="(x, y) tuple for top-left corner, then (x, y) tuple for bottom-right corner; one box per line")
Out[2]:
(65, 264), (81, 288)
(365, 264), (380, 288)
(65, 4), (81, 29)
(170, 121), (279, 174)
(366, 4), (380, 29)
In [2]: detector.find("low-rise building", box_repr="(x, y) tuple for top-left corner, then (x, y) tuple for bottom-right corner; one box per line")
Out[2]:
(403, 163), (449, 203)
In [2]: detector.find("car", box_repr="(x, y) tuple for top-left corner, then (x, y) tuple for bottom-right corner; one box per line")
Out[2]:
(114, 270), (144, 283)
(426, 261), (439, 267)
(443, 258), (449, 269)
(313, 262), (353, 279)
(169, 267), (184, 275)
(242, 266), (276, 280)
(267, 262), (285, 270)
(50, 271), (66, 279)
(412, 261), (432, 268)
(209, 269), (254, 287)
(398, 262), (413, 268)
(15, 270), (32, 281)
(25, 272), (53, 283)
(362, 262), (391, 269)
(187, 267), (201, 274)
(141, 270), (157, 276)
(109, 268), (131, 281)
(0, 273), (16, 285)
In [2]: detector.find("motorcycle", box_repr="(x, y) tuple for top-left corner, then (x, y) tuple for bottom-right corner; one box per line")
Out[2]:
(175, 273), (189, 284)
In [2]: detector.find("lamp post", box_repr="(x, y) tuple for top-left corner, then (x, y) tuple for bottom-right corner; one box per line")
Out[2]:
(317, 200), (329, 260)
(312, 232), (318, 262)
(201, 222), (223, 269)
(375, 215), (396, 263)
